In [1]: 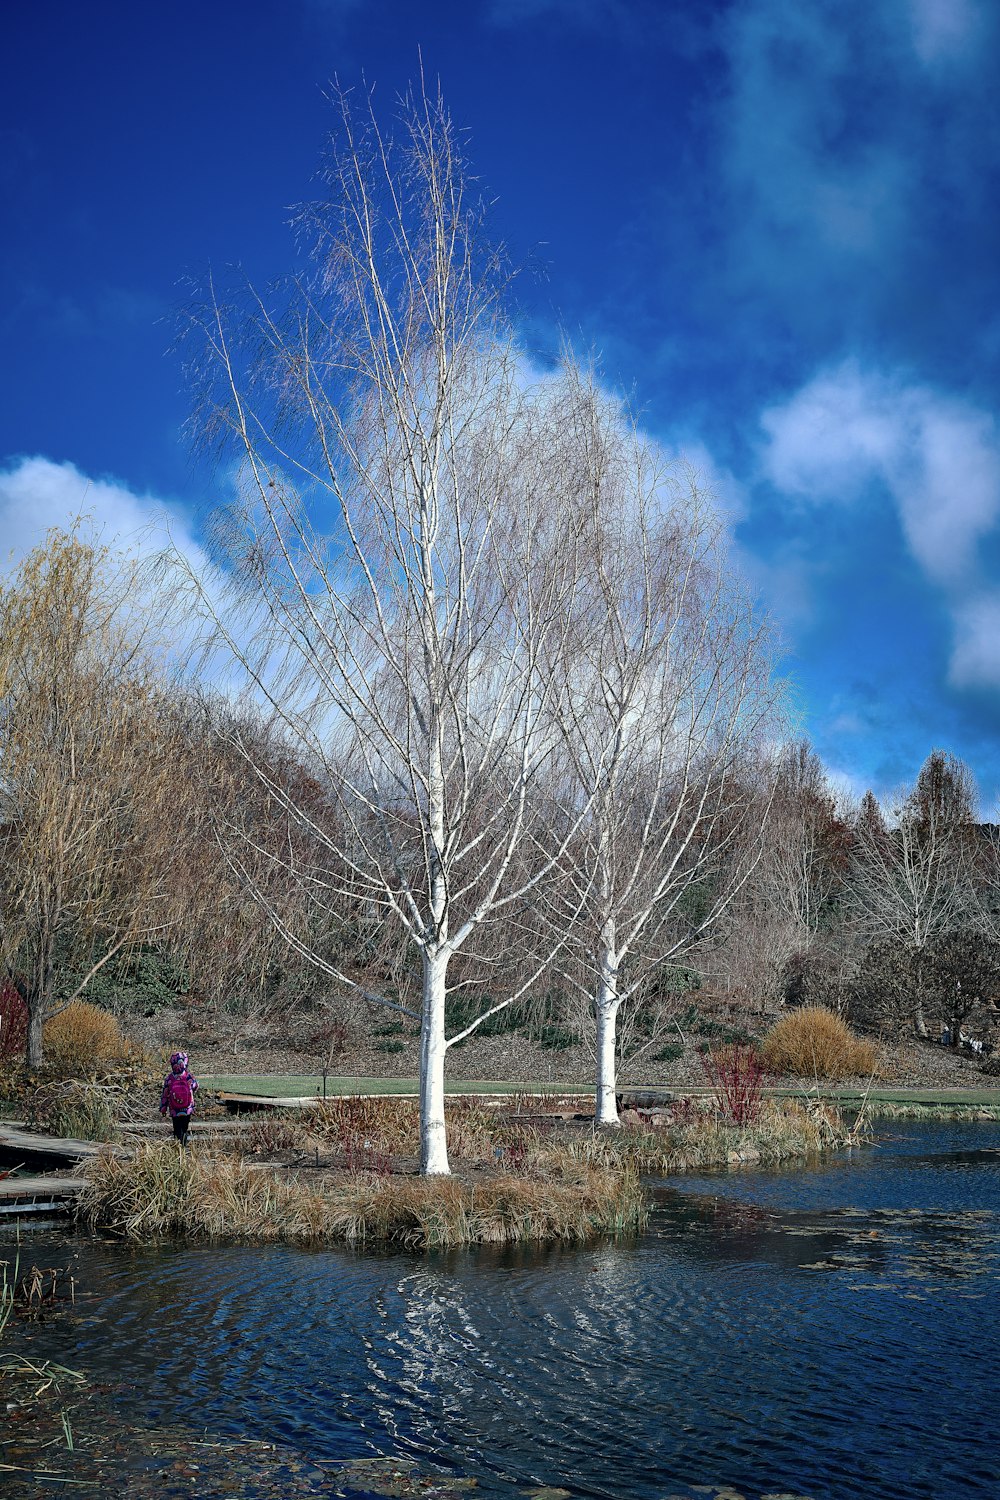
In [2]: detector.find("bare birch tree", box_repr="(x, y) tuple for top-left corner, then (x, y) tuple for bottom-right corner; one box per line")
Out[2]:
(178, 83), (591, 1173)
(537, 369), (778, 1126)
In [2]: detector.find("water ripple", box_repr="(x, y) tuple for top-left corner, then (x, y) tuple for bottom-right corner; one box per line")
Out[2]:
(5, 1120), (1000, 1499)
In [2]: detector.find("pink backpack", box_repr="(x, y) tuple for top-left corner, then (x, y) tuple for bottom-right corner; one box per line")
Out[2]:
(166, 1073), (194, 1111)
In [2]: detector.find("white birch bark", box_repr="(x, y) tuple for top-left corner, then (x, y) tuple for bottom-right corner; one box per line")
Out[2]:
(175, 84), (598, 1175)
(540, 363), (779, 1122)
(594, 921), (621, 1126)
(420, 945), (450, 1174)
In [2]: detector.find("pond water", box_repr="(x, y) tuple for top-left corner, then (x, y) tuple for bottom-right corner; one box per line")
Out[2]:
(5, 1120), (1000, 1499)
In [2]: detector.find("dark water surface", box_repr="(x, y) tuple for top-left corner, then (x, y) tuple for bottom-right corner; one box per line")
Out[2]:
(6, 1120), (1000, 1499)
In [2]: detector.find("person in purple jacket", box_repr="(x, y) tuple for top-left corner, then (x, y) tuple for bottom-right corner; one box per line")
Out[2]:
(160, 1051), (199, 1148)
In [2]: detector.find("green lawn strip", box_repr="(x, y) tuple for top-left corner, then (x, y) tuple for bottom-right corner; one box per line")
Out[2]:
(200, 1074), (586, 1098)
(199, 1075), (1000, 1112)
(824, 1086), (1000, 1106)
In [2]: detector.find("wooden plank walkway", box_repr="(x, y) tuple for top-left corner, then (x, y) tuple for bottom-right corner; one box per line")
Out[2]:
(0, 1125), (99, 1219)
(0, 1175), (88, 1217)
(219, 1092), (325, 1111)
(216, 1089), (595, 1112)
(0, 1123), (103, 1164)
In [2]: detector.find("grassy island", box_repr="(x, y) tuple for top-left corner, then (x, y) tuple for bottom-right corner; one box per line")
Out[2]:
(78, 1093), (856, 1249)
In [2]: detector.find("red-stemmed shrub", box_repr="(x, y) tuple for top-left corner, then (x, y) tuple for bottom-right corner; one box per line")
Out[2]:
(701, 1043), (767, 1127)
(0, 982), (28, 1067)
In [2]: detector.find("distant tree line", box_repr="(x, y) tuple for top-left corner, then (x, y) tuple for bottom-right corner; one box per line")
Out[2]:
(731, 742), (1000, 1052)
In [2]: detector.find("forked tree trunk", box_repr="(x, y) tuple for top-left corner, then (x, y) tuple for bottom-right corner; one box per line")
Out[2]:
(26, 931), (54, 1070)
(27, 998), (45, 1072)
(420, 946), (451, 1174)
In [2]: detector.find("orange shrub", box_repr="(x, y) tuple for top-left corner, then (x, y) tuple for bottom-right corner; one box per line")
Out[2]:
(761, 1006), (881, 1081)
(43, 1000), (129, 1075)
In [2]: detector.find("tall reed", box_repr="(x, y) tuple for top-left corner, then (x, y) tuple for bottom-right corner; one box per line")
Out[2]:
(308, 1095), (540, 1169)
(0, 1255), (14, 1340)
(28, 1080), (118, 1142)
(585, 1097), (852, 1175)
(80, 1142), (646, 1248)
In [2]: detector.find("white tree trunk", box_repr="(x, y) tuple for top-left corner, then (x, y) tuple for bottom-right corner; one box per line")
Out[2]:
(420, 946), (451, 1175)
(595, 933), (620, 1127)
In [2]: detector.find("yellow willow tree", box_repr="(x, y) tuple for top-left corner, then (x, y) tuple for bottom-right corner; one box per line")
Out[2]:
(179, 82), (593, 1175)
(0, 530), (184, 1069)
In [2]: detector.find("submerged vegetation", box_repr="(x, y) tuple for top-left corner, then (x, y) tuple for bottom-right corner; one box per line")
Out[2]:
(1, 1247), (86, 1488)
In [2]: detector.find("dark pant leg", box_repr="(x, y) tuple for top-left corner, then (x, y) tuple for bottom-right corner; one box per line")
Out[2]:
(172, 1114), (191, 1147)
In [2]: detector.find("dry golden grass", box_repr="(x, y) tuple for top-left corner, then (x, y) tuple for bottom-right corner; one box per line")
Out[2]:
(761, 1006), (881, 1081)
(577, 1097), (855, 1174)
(42, 1001), (131, 1075)
(80, 1141), (646, 1248)
(27, 1079), (118, 1141)
(309, 1095), (419, 1154)
(307, 1095), (539, 1167)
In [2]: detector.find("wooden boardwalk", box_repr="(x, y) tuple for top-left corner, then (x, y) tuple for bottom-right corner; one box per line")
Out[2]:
(0, 1122), (103, 1165)
(216, 1089), (594, 1113)
(0, 1124), (100, 1219)
(0, 1174), (88, 1217)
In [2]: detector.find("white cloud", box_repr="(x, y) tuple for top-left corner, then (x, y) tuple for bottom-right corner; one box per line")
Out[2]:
(949, 594), (1000, 690)
(711, 0), (996, 336)
(0, 455), (205, 575)
(642, 437), (750, 536)
(824, 763), (871, 808)
(0, 455), (229, 678)
(760, 364), (1000, 691)
(760, 363), (1000, 587)
(908, 0), (985, 65)
(718, 5), (909, 277)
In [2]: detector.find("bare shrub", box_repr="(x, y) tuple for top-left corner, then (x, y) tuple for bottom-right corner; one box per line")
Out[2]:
(310, 1097), (419, 1157)
(0, 982), (28, 1068)
(701, 1044), (767, 1126)
(244, 1114), (309, 1155)
(26, 1080), (118, 1142)
(445, 1097), (537, 1167)
(761, 1006), (881, 1080)
(307, 1095), (536, 1169)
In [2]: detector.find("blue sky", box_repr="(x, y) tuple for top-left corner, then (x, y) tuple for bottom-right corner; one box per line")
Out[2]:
(2, 0), (999, 805)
